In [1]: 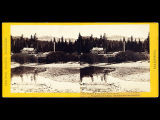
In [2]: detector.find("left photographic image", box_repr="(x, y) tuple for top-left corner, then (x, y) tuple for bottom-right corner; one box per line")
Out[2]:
(11, 25), (81, 93)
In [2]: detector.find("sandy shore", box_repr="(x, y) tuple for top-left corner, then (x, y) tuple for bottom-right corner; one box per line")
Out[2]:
(11, 74), (80, 93)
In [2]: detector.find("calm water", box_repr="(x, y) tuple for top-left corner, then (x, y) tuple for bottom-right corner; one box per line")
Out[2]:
(11, 66), (115, 84)
(11, 66), (81, 93)
(11, 66), (46, 84)
(11, 64), (150, 93)
(80, 66), (115, 83)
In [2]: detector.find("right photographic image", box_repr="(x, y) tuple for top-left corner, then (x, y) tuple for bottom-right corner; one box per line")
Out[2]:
(79, 24), (150, 93)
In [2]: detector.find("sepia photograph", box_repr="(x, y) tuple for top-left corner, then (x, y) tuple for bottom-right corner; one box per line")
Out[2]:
(10, 24), (150, 93)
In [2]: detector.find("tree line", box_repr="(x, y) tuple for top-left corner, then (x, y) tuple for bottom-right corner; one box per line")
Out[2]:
(11, 33), (149, 53)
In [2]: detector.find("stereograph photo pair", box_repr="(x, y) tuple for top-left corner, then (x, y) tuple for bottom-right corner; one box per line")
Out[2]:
(2, 22), (159, 98)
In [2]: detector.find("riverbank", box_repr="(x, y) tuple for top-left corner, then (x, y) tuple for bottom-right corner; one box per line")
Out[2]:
(11, 60), (150, 93)
(11, 62), (80, 68)
(81, 60), (150, 93)
(11, 62), (80, 93)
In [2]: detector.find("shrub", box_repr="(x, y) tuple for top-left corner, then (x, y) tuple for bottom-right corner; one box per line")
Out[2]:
(115, 50), (149, 63)
(80, 53), (94, 64)
(108, 57), (116, 63)
(80, 53), (107, 64)
(46, 51), (64, 63)
(46, 51), (80, 63)
(11, 53), (37, 64)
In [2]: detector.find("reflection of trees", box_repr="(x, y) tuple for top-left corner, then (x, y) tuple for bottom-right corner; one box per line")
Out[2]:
(33, 69), (38, 83)
(104, 73), (107, 82)
(90, 75), (93, 82)
(18, 69), (38, 84)
(20, 74), (23, 82)
(12, 67), (41, 84)
(99, 73), (108, 82)
(87, 73), (108, 83)
(80, 66), (115, 83)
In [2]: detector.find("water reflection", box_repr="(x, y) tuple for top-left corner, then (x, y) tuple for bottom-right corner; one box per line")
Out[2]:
(11, 66), (46, 84)
(12, 66), (115, 85)
(80, 66), (115, 83)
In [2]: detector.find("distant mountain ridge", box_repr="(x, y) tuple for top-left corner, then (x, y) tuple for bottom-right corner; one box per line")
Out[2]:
(12, 35), (76, 42)
(107, 35), (146, 41)
(38, 35), (146, 41)
(38, 36), (76, 42)
(12, 35), (146, 42)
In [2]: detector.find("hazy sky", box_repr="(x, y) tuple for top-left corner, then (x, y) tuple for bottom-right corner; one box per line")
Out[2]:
(11, 24), (149, 39)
